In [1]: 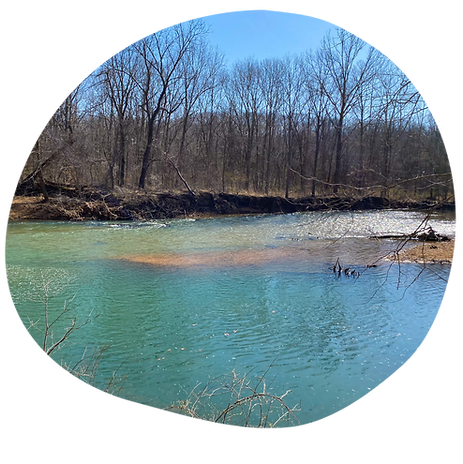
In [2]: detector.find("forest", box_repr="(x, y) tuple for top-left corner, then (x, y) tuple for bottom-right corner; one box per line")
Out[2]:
(19, 20), (453, 205)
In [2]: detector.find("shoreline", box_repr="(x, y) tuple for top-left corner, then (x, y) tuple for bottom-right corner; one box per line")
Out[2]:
(9, 192), (455, 265)
(395, 240), (454, 264)
(9, 193), (455, 266)
(8, 191), (455, 223)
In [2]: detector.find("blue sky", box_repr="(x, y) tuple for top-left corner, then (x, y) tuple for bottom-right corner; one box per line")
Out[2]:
(201, 7), (463, 63)
(198, 7), (335, 63)
(196, 7), (463, 192)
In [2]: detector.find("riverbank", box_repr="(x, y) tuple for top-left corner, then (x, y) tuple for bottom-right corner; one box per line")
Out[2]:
(397, 240), (454, 264)
(8, 190), (455, 222)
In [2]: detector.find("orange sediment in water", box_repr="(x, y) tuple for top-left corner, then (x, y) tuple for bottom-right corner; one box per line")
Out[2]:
(117, 247), (300, 268)
(115, 238), (455, 269)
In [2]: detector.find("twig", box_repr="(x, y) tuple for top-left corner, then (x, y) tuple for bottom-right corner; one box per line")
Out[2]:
(169, 364), (300, 427)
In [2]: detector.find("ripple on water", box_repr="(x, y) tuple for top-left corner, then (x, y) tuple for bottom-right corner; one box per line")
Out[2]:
(5, 211), (451, 425)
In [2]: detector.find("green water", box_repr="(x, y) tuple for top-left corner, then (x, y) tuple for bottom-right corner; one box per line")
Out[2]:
(5, 210), (454, 426)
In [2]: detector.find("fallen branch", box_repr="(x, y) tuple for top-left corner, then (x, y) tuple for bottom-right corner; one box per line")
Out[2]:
(166, 155), (195, 197)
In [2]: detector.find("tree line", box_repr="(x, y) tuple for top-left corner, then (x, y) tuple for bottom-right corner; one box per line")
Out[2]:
(22, 19), (452, 201)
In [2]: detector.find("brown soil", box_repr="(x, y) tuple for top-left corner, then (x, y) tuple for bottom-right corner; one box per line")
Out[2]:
(398, 240), (454, 264)
(9, 196), (55, 221)
(8, 191), (455, 223)
(8, 195), (123, 222)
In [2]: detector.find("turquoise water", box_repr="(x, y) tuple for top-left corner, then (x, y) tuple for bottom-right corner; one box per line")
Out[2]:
(5, 210), (454, 426)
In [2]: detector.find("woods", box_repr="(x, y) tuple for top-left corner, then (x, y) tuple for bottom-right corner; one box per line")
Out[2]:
(19, 21), (452, 203)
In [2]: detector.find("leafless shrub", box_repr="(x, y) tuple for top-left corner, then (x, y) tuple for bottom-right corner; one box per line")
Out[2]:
(167, 364), (300, 428)
(27, 276), (125, 394)
(25, 274), (98, 355)
(60, 345), (127, 395)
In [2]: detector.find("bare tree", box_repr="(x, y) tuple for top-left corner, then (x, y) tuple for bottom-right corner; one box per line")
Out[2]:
(134, 20), (210, 190)
(97, 46), (140, 188)
(375, 63), (425, 195)
(318, 29), (378, 193)
(18, 23), (452, 204)
(259, 58), (284, 194)
(302, 51), (331, 196)
(198, 73), (228, 190)
(279, 55), (307, 198)
(175, 41), (224, 177)
(227, 57), (263, 192)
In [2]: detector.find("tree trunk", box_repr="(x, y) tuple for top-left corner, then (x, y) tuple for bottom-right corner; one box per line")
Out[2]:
(118, 121), (126, 187)
(285, 150), (291, 198)
(37, 169), (49, 202)
(312, 120), (321, 197)
(285, 115), (293, 199)
(138, 114), (156, 190)
(332, 117), (344, 194)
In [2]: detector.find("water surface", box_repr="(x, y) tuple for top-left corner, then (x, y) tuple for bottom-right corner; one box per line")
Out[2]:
(6, 210), (454, 425)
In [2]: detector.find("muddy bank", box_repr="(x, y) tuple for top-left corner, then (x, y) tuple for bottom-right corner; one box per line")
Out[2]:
(396, 240), (454, 264)
(8, 190), (455, 222)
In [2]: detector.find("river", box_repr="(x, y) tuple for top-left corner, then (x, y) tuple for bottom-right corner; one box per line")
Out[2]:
(5, 209), (455, 426)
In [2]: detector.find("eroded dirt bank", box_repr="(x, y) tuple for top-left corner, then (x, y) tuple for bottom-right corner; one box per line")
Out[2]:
(8, 190), (455, 222)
